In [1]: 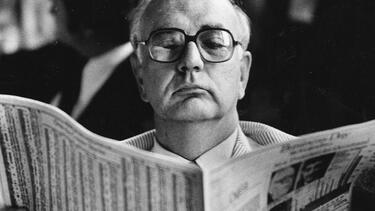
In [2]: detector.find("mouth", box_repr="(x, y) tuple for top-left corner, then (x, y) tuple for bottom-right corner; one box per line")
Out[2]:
(173, 85), (209, 96)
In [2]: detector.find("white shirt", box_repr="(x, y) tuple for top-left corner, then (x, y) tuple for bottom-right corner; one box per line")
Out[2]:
(151, 127), (256, 170)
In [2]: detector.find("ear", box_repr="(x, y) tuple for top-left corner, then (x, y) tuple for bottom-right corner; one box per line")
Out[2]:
(238, 51), (252, 100)
(130, 54), (149, 102)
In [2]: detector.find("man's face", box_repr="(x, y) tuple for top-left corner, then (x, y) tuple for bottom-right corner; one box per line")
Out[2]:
(133, 0), (251, 122)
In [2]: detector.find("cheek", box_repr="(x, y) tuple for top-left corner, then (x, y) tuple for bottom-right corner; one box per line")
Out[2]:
(143, 72), (162, 99)
(143, 65), (174, 102)
(214, 65), (242, 97)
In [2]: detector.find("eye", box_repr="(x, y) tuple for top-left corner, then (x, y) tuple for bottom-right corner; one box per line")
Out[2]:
(158, 41), (182, 50)
(150, 30), (184, 49)
(201, 39), (227, 49)
(198, 30), (232, 50)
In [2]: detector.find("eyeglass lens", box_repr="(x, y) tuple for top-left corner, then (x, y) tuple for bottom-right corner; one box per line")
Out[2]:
(148, 29), (235, 62)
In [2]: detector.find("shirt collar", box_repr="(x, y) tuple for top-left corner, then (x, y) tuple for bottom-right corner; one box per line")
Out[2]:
(194, 127), (238, 170)
(152, 139), (194, 165)
(151, 126), (257, 170)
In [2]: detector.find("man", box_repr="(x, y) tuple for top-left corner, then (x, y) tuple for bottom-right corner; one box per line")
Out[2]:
(122, 0), (294, 169)
(0, 0), (153, 139)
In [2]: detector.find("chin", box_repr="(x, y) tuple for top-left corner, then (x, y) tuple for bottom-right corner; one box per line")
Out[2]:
(169, 115), (212, 122)
(164, 108), (220, 122)
(157, 100), (226, 122)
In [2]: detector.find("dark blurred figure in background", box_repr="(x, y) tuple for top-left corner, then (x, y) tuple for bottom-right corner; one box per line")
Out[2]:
(241, 0), (375, 135)
(0, 0), (153, 139)
(306, 0), (375, 132)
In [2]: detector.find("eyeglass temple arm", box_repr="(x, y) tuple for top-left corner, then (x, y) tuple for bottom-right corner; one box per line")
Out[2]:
(134, 41), (147, 48)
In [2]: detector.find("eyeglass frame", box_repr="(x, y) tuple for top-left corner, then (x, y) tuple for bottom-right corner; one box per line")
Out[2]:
(134, 27), (243, 63)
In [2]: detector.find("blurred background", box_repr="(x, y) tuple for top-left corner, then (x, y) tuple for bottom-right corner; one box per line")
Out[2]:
(1, 0), (375, 136)
(0, 0), (55, 54)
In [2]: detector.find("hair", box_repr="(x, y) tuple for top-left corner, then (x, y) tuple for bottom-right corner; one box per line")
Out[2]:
(129, 0), (152, 46)
(129, 0), (251, 49)
(61, 0), (137, 44)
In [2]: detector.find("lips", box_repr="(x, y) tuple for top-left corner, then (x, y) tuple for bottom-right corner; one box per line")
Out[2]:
(173, 85), (208, 96)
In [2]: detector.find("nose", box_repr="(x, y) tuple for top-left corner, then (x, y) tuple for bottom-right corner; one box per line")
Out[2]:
(177, 42), (204, 73)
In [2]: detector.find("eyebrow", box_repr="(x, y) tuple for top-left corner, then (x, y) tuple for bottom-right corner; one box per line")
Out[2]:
(154, 23), (225, 31)
(148, 23), (227, 37)
(200, 24), (225, 30)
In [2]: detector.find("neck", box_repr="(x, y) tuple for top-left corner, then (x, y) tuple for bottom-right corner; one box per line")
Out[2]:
(155, 110), (239, 160)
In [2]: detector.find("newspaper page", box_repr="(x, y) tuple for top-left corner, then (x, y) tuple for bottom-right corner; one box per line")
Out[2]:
(204, 120), (375, 211)
(0, 95), (203, 211)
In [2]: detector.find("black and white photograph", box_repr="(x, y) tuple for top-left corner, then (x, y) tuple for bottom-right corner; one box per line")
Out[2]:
(268, 163), (300, 204)
(297, 153), (335, 188)
(1, 0), (375, 210)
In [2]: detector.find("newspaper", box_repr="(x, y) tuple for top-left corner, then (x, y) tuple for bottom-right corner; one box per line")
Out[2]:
(0, 95), (203, 211)
(0, 94), (374, 211)
(205, 120), (375, 211)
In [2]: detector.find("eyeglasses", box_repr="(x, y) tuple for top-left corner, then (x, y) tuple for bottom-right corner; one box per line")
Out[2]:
(135, 28), (242, 63)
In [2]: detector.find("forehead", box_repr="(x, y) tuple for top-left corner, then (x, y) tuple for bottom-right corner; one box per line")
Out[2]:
(142, 0), (240, 36)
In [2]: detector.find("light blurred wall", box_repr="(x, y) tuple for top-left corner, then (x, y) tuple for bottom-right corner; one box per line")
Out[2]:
(0, 0), (20, 54)
(19, 0), (55, 49)
(0, 0), (56, 54)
